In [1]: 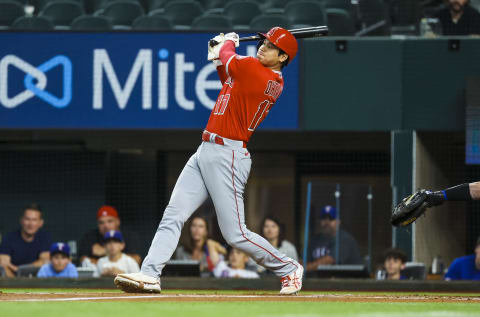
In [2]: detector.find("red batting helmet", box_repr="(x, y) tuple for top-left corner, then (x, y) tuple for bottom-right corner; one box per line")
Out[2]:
(258, 27), (298, 62)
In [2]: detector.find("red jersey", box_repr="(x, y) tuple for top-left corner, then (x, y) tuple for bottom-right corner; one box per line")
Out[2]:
(205, 42), (284, 143)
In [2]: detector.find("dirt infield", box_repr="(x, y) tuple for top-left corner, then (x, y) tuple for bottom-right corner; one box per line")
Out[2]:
(2, 292), (480, 303)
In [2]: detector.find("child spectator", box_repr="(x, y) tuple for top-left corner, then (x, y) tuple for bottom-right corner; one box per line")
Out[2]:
(97, 230), (139, 277)
(213, 248), (259, 279)
(383, 248), (407, 280)
(37, 242), (78, 278)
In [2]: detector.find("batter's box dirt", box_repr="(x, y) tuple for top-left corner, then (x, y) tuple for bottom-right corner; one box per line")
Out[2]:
(1, 292), (480, 303)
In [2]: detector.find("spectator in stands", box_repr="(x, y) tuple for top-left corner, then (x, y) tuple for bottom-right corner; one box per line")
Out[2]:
(436, 0), (480, 35)
(445, 236), (480, 280)
(382, 248), (407, 280)
(306, 205), (363, 272)
(175, 216), (226, 273)
(213, 248), (260, 279)
(78, 205), (141, 266)
(37, 242), (78, 278)
(0, 204), (51, 277)
(97, 230), (140, 277)
(261, 216), (298, 261)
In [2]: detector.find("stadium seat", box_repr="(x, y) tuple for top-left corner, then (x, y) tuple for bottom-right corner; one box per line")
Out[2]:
(11, 16), (55, 30)
(284, 0), (327, 28)
(71, 15), (112, 30)
(191, 15), (232, 30)
(223, 0), (262, 29)
(472, 0), (480, 12)
(132, 15), (171, 30)
(320, 0), (354, 12)
(39, 0), (84, 28)
(9, 0), (28, 5)
(200, 0), (228, 10)
(258, 0), (289, 11)
(147, 0), (173, 11)
(93, 0), (138, 12)
(357, 0), (390, 36)
(101, 0), (145, 28)
(249, 14), (291, 31)
(326, 8), (355, 36)
(161, 0), (203, 29)
(34, 0), (85, 10)
(0, 1), (25, 29)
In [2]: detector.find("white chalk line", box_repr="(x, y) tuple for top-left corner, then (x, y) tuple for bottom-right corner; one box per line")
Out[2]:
(259, 313), (480, 317)
(3, 294), (480, 303)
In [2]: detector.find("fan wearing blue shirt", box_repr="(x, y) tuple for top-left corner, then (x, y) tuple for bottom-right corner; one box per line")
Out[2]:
(37, 243), (78, 278)
(0, 204), (52, 277)
(445, 237), (480, 281)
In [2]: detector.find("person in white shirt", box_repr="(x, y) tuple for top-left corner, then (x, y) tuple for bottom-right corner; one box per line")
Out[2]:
(213, 248), (259, 279)
(97, 230), (139, 277)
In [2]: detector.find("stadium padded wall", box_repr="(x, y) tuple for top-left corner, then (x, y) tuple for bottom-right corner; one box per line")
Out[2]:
(414, 132), (468, 269)
(302, 37), (480, 131)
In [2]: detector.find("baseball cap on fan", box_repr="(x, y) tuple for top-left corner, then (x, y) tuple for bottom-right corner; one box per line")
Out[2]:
(319, 205), (337, 220)
(97, 205), (119, 219)
(104, 230), (124, 242)
(50, 242), (71, 257)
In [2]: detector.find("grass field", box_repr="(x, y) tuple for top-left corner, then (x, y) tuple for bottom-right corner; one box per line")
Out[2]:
(1, 289), (480, 317)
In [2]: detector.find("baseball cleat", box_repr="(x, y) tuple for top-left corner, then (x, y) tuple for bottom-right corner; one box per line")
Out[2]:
(114, 272), (161, 293)
(279, 264), (303, 295)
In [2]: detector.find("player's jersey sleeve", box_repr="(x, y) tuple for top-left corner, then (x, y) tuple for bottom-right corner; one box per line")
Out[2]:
(225, 54), (258, 80)
(216, 65), (228, 85)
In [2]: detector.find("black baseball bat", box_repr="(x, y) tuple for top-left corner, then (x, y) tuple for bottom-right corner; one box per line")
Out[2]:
(209, 26), (328, 47)
(239, 26), (329, 42)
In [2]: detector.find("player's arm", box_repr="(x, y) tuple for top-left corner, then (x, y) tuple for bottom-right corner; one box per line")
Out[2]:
(216, 65), (228, 85)
(422, 182), (476, 208)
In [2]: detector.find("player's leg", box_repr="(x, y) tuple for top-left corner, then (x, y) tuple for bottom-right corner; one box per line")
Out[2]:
(141, 149), (209, 277)
(115, 146), (209, 292)
(198, 143), (300, 277)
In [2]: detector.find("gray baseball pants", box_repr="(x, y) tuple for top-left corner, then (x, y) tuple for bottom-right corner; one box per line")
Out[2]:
(141, 139), (299, 278)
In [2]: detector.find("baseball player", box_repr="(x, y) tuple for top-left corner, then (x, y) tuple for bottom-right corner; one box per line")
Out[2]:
(114, 27), (303, 294)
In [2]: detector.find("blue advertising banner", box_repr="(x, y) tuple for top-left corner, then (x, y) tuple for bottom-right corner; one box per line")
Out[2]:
(0, 32), (299, 129)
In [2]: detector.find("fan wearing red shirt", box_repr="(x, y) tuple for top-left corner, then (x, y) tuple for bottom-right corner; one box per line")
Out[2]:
(115, 27), (303, 295)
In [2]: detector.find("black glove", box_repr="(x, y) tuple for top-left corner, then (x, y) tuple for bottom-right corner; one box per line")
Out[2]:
(391, 189), (444, 227)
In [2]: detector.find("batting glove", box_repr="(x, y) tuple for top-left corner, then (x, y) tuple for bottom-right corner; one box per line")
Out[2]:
(207, 33), (225, 61)
(225, 32), (239, 47)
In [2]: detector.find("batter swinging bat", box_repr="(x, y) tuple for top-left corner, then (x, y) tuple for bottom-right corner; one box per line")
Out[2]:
(209, 26), (329, 47)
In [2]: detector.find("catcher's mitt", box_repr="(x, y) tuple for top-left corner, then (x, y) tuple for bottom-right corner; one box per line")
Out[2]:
(391, 190), (429, 227)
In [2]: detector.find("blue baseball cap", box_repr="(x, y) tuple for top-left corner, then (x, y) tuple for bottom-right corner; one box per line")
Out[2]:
(50, 242), (70, 257)
(319, 205), (337, 219)
(104, 230), (124, 242)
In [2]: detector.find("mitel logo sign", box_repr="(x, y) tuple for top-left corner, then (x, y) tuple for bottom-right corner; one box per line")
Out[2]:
(0, 33), (297, 129)
(0, 55), (72, 109)
(92, 46), (256, 111)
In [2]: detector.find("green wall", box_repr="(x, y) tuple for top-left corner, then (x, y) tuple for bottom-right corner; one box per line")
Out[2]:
(302, 37), (480, 131)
